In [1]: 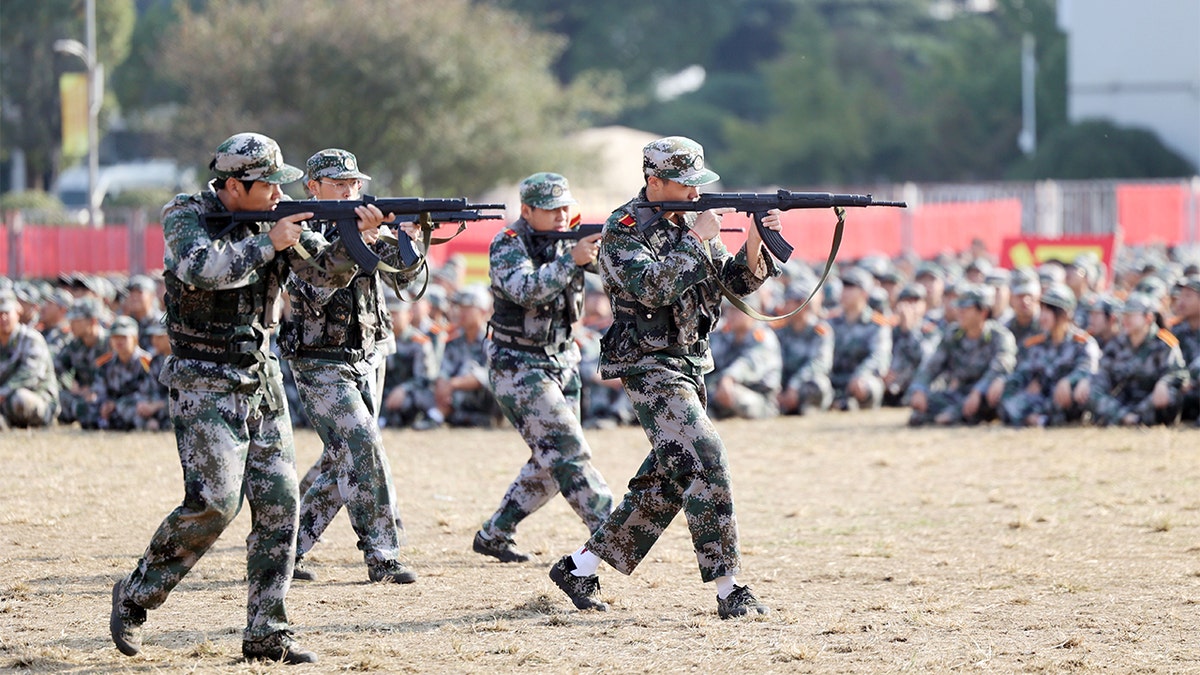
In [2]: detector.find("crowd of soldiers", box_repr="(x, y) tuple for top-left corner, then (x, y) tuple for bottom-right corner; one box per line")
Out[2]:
(1, 244), (1199, 434)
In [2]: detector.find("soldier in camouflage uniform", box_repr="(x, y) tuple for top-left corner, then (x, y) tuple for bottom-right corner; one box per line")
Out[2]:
(472, 172), (614, 563)
(578, 285), (636, 428)
(1000, 282), (1100, 427)
(433, 286), (498, 427)
(282, 149), (419, 586)
(122, 275), (163, 353)
(829, 267), (892, 410)
(1082, 293), (1123, 351)
(775, 279), (834, 415)
(1006, 272), (1042, 354)
(0, 290), (59, 429)
(55, 297), (108, 427)
(883, 284), (939, 407)
(92, 315), (154, 431)
(548, 136), (778, 620)
(1076, 293), (1189, 426)
(381, 294), (439, 429)
(37, 288), (74, 358)
(134, 322), (171, 431)
(705, 296), (782, 419)
(1169, 276), (1200, 422)
(908, 285), (1017, 426)
(110, 133), (380, 665)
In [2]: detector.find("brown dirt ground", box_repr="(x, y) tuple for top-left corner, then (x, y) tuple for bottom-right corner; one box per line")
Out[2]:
(3, 409), (1200, 673)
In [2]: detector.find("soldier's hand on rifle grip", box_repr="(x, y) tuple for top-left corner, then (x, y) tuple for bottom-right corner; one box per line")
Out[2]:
(355, 204), (386, 245)
(395, 219), (420, 241)
(268, 212), (314, 251)
(692, 207), (734, 242)
(571, 233), (603, 266)
(748, 209), (783, 247)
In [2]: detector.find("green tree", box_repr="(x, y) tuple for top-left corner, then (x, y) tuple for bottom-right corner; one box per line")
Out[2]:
(1008, 120), (1196, 179)
(156, 0), (616, 196)
(0, 0), (135, 189)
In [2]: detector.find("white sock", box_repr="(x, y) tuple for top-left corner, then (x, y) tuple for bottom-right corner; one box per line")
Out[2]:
(715, 575), (737, 599)
(570, 546), (601, 577)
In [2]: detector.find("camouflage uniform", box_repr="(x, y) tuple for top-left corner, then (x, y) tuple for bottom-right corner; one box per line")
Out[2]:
(116, 133), (360, 647)
(278, 148), (417, 577)
(92, 316), (154, 431)
(775, 312), (834, 414)
(1171, 277), (1200, 421)
(137, 325), (172, 431)
(885, 285), (939, 406)
(55, 298), (108, 426)
(705, 318), (782, 419)
(380, 321), (438, 428)
(438, 309), (498, 427)
(0, 291), (59, 428)
(1001, 302), (1101, 428)
(829, 270), (892, 410)
(1085, 295), (1189, 425)
(583, 138), (778, 585)
(908, 293), (1017, 426)
(480, 173), (614, 546)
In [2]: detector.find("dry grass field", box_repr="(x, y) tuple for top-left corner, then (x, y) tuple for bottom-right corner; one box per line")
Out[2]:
(3, 409), (1200, 673)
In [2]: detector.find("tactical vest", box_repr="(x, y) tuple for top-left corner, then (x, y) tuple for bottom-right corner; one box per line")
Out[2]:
(280, 273), (379, 363)
(164, 270), (271, 367)
(488, 234), (580, 352)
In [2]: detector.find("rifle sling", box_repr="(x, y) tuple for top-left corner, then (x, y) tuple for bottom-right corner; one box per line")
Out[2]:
(705, 206), (845, 323)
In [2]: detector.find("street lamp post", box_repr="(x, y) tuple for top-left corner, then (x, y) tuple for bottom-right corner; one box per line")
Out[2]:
(54, 0), (102, 227)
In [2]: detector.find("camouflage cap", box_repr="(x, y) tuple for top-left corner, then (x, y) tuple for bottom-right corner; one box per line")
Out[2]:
(955, 284), (995, 309)
(209, 132), (303, 184)
(642, 136), (719, 187)
(519, 172), (577, 210)
(1039, 282), (1077, 313)
(914, 262), (945, 281)
(840, 267), (875, 290)
(110, 315), (139, 337)
(0, 290), (18, 313)
(1177, 275), (1200, 294)
(984, 269), (1009, 287)
(143, 321), (167, 337)
(1037, 262), (1066, 285)
(1134, 275), (1168, 299)
(67, 296), (105, 320)
(43, 288), (75, 308)
(306, 148), (371, 182)
(126, 274), (157, 294)
(1010, 268), (1041, 296)
(1120, 293), (1157, 315)
(784, 280), (816, 303)
(897, 283), (927, 302)
(452, 285), (492, 310)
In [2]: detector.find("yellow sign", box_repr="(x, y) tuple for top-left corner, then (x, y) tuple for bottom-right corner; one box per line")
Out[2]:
(59, 73), (88, 159)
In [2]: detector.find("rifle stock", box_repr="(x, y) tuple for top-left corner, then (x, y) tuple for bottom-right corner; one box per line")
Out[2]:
(634, 189), (907, 263)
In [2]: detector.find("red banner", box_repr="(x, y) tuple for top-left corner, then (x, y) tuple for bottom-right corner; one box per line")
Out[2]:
(999, 234), (1117, 279)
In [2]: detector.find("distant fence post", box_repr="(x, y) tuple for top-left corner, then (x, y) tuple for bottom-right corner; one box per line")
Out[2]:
(6, 210), (22, 278)
(1189, 176), (1200, 245)
(129, 208), (147, 275)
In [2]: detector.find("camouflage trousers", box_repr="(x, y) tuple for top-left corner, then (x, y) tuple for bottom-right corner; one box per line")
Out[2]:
(586, 365), (740, 583)
(832, 373), (884, 409)
(784, 375), (833, 415)
(57, 389), (97, 427)
(293, 360), (403, 566)
(911, 389), (1000, 426)
(1, 388), (56, 428)
(1001, 388), (1083, 426)
(483, 344), (613, 538)
(707, 380), (778, 420)
(1086, 387), (1181, 426)
(122, 385), (299, 641)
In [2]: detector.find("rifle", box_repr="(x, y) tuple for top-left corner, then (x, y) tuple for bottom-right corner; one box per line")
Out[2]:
(202, 195), (506, 273)
(633, 189), (906, 263)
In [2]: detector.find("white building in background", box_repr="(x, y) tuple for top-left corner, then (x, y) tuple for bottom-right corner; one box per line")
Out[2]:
(1058, 0), (1200, 170)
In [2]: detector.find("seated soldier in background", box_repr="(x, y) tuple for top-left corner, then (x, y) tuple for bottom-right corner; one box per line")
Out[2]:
(0, 289), (59, 430)
(775, 279), (834, 416)
(1076, 293), (1189, 426)
(56, 297), (108, 427)
(578, 284), (635, 429)
(1006, 270), (1042, 354)
(1000, 282), (1100, 427)
(38, 288), (74, 358)
(1169, 276), (1200, 422)
(908, 285), (1016, 426)
(705, 296), (782, 420)
(92, 315), (154, 431)
(829, 267), (891, 410)
(434, 285), (499, 427)
(381, 293), (439, 429)
(1082, 293), (1123, 351)
(134, 322), (171, 431)
(884, 283), (939, 407)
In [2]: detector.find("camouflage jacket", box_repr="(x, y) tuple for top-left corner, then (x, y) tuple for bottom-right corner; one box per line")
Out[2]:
(890, 320), (941, 390)
(707, 324), (782, 395)
(1005, 326), (1100, 395)
(488, 218), (593, 352)
(829, 309), (892, 385)
(1005, 316), (1041, 355)
(0, 323), (59, 402)
(911, 320), (1016, 395)
(55, 333), (107, 392)
(159, 188), (359, 394)
(439, 327), (488, 385)
(281, 220), (412, 374)
(1091, 326), (1189, 399)
(383, 325), (437, 393)
(93, 346), (154, 408)
(775, 317), (834, 392)
(597, 188), (777, 378)
(1170, 319), (1200, 367)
